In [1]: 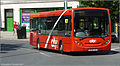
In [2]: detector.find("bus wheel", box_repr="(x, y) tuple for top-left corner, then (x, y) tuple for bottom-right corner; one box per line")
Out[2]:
(59, 41), (63, 54)
(37, 39), (40, 50)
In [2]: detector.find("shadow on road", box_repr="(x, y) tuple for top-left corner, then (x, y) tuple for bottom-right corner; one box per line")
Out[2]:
(0, 44), (22, 53)
(65, 51), (120, 56)
(34, 48), (120, 56)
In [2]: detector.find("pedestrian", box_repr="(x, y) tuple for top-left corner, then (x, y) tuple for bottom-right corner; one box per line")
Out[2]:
(13, 21), (17, 35)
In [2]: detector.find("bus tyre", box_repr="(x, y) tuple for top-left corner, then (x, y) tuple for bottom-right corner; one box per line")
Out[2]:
(37, 39), (40, 50)
(59, 41), (63, 54)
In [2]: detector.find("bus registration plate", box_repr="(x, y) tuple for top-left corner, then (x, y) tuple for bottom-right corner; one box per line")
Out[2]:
(88, 49), (98, 51)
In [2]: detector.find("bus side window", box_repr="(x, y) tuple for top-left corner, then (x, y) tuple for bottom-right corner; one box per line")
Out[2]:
(46, 17), (54, 35)
(52, 15), (72, 36)
(30, 18), (33, 30)
(57, 16), (65, 36)
(30, 18), (37, 31)
(40, 17), (47, 35)
(37, 18), (41, 34)
(64, 15), (72, 37)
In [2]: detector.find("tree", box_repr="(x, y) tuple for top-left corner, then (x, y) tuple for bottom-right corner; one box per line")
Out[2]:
(79, 1), (119, 32)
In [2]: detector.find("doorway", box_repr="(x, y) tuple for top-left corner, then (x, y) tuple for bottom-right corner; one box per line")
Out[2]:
(5, 9), (13, 31)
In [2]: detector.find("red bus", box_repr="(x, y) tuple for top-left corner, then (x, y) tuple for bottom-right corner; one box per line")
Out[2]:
(30, 8), (111, 53)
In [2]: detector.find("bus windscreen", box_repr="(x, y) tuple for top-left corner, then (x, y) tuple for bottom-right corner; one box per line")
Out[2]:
(74, 9), (110, 38)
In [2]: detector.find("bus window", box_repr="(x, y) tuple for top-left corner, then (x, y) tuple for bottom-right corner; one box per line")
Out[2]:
(74, 9), (110, 38)
(46, 17), (55, 35)
(54, 16), (65, 36)
(40, 17), (47, 35)
(30, 18), (37, 31)
(37, 18), (41, 34)
(36, 15), (72, 36)
(64, 15), (72, 37)
(53, 15), (72, 36)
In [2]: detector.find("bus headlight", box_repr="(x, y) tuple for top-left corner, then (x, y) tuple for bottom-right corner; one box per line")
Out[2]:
(75, 41), (80, 45)
(75, 41), (77, 43)
(105, 40), (110, 44)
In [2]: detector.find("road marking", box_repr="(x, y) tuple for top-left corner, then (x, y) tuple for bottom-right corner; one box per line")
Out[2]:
(111, 46), (120, 50)
(21, 48), (51, 57)
(20, 48), (72, 57)
(39, 52), (51, 57)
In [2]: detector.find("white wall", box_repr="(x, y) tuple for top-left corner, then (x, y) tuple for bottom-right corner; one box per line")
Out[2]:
(1, 1), (79, 28)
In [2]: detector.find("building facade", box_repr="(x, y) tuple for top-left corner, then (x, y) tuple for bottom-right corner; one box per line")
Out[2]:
(1, 1), (79, 32)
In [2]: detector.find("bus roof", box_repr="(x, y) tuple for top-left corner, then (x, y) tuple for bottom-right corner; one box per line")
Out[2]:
(30, 8), (109, 18)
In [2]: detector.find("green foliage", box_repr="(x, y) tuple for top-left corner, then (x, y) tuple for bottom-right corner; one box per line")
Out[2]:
(79, 1), (119, 24)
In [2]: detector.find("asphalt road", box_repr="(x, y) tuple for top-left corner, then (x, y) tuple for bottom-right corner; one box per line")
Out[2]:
(0, 39), (120, 66)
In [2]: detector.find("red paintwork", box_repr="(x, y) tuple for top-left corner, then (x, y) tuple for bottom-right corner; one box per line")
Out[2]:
(30, 32), (37, 46)
(72, 36), (111, 52)
(30, 8), (111, 52)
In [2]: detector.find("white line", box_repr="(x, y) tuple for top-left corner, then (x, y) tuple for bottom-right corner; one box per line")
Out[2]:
(21, 48), (51, 57)
(45, 10), (67, 48)
(39, 52), (51, 57)
(111, 47), (120, 50)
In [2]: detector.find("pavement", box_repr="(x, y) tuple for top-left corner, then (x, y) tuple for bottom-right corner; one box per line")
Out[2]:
(0, 31), (29, 41)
